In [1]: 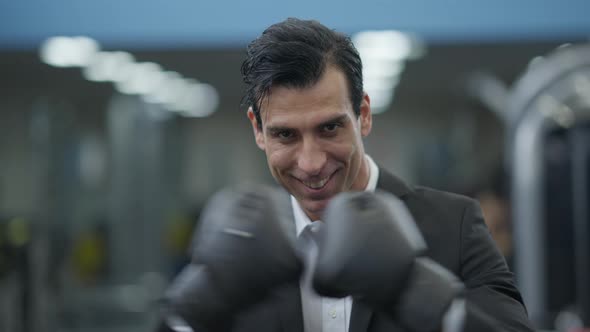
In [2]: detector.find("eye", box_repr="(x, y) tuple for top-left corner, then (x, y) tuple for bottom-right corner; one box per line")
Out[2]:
(322, 123), (340, 133)
(277, 130), (293, 139)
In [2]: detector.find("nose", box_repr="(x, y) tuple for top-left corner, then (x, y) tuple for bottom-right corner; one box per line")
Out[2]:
(297, 137), (326, 176)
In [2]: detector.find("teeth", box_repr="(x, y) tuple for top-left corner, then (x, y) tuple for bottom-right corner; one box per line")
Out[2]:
(303, 177), (329, 189)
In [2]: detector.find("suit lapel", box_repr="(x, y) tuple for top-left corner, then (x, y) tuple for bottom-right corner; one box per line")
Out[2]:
(349, 301), (374, 332)
(376, 168), (412, 198)
(275, 282), (304, 332)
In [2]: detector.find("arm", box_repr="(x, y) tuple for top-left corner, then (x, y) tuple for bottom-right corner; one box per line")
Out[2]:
(459, 199), (534, 332)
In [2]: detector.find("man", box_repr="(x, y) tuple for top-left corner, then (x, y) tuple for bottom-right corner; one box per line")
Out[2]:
(159, 18), (533, 332)
(236, 18), (533, 332)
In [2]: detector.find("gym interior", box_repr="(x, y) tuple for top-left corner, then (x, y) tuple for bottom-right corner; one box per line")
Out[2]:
(1, 2), (589, 331)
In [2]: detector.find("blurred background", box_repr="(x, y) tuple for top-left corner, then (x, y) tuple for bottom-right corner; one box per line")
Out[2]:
(1, 1), (590, 331)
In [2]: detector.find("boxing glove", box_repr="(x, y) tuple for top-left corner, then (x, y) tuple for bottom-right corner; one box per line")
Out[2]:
(161, 185), (302, 331)
(312, 191), (464, 332)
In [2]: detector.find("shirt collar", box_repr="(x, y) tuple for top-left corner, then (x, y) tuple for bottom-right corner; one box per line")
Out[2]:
(293, 154), (380, 236)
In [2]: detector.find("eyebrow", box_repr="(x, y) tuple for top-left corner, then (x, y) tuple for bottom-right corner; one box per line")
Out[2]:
(319, 114), (349, 127)
(266, 114), (350, 133)
(266, 125), (292, 135)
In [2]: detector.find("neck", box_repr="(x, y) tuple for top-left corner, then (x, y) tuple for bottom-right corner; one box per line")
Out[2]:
(351, 155), (370, 191)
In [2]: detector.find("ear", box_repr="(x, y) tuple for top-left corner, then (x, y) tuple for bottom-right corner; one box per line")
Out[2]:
(247, 107), (266, 150)
(359, 93), (372, 137)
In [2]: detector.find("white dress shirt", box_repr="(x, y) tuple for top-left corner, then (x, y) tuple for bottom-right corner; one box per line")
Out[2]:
(292, 155), (380, 332)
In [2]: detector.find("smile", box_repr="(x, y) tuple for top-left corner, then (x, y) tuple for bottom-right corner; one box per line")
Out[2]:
(302, 176), (331, 189)
(298, 169), (339, 191)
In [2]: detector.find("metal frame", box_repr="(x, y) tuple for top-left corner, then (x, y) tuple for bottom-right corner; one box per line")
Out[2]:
(509, 44), (590, 327)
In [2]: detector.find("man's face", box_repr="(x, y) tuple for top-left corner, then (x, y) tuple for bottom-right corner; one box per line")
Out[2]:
(248, 66), (372, 220)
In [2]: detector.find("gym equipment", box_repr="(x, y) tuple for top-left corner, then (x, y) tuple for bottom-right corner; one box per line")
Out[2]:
(509, 43), (590, 330)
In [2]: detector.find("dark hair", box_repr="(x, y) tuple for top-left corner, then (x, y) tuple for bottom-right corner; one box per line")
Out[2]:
(241, 18), (364, 129)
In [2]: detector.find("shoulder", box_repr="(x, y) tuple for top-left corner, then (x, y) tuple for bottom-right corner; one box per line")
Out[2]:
(378, 168), (482, 273)
(377, 167), (478, 210)
(377, 167), (478, 227)
(377, 168), (479, 221)
(407, 186), (479, 219)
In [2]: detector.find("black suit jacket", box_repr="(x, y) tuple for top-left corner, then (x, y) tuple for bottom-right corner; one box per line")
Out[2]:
(158, 168), (534, 332)
(227, 169), (534, 332)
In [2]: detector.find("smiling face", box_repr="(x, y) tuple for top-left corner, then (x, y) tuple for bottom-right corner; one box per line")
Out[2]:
(248, 66), (372, 221)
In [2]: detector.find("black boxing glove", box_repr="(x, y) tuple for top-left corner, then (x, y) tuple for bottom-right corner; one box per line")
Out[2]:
(161, 185), (302, 331)
(312, 191), (465, 332)
(312, 191), (427, 303)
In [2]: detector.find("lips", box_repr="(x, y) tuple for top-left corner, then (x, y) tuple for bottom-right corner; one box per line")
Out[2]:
(302, 176), (330, 189)
(289, 169), (342, 219)
(295, 169), (339, 197)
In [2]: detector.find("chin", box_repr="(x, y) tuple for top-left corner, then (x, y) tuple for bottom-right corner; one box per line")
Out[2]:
(302, 199), (330, 218)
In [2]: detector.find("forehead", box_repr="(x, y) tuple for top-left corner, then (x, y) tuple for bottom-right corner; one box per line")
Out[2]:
(260, 67), (353, 126)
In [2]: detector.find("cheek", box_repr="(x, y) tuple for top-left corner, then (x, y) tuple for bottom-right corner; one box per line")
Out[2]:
(324, 138), (358, 163)
(266, 144), (295, 172)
